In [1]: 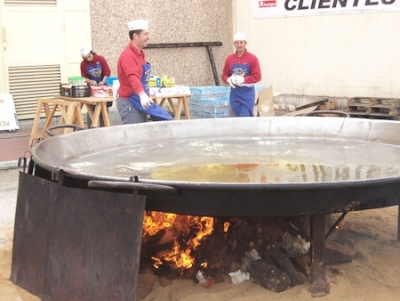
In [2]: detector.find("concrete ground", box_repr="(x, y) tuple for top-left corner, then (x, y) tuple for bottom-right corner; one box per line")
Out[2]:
(0, 169), (19, 232)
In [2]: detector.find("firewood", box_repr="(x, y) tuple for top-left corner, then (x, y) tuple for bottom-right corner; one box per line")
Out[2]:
(242, 249), (290, 293)
(266, 246), (305, 286)
(325, 241), (356, 265)
(327, 266), (345, 276)
(292, 255), (311, 277)
(247, 259), (291, 292)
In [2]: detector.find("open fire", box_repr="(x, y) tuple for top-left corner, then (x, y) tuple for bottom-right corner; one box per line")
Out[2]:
(140, 212), (357, 292)
(143, 212), (215, 273)
(140, 212), (356, 293)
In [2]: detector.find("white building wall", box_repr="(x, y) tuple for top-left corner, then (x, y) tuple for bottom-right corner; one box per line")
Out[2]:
(234, 0), (400, 100)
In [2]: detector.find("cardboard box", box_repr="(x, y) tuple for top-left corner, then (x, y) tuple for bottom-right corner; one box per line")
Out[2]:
(317, 100), (338, 110)
(257, 86), (275, 117)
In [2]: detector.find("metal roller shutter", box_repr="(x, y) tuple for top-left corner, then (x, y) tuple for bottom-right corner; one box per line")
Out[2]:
(8, 65), (61, 120)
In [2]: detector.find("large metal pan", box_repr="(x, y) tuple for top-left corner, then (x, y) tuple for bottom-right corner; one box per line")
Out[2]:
(31, 116), (400, 217)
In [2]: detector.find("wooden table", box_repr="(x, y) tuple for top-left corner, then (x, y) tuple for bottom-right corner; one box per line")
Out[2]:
(29, 98), (84, 146)
(152, 95), (191, 120)
(57, 95), (114, 127)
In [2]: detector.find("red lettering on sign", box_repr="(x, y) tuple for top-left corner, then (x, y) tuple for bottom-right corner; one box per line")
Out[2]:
(259, 0), (277, 7)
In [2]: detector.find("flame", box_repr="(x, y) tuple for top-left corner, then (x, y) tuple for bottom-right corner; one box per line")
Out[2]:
(143, 211), (177, 237)
(143, 212), (214, 273)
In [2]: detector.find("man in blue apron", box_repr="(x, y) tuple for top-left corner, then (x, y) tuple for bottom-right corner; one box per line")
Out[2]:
(222, 33), (262, 117)
(80, 46), (112, 127)
(116, 19), (172, 124)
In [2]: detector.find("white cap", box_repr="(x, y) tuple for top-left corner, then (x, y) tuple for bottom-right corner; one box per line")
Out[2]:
(128, 19), (148, 31)
(80, 46), (91, 57)
(233, 33), (246, 42)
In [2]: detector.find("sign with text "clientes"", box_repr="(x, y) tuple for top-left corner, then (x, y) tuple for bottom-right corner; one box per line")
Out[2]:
(254, 0), (400, 18)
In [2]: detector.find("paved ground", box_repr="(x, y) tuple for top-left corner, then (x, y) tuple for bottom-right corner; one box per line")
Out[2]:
(0, 110), (124, 170)
(0, 129), (31, 167)
(0, 169), (19, 231)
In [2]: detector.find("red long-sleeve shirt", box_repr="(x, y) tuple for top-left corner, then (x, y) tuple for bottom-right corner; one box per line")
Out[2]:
(221, 50), (261, 84)
(80, 54), (110, 82)
(117, 43), (147, 100)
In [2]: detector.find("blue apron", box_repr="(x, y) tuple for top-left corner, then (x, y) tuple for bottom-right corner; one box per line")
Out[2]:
(86, 62), (103, 84)
(86, 62), (113, 107)
(230, 62), (255, 117)
(128, 62), (172, 121)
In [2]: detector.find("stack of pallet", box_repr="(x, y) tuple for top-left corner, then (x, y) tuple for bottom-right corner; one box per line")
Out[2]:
(345, 97), (400, 119)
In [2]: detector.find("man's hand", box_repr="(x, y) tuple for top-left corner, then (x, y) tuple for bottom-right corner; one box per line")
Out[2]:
(232, 75), (245, 86)
(227, 76), (236, 88)
(139, 93), (154, 109)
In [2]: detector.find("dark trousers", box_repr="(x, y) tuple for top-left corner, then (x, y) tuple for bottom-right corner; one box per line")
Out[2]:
(87, 105), (109, 128)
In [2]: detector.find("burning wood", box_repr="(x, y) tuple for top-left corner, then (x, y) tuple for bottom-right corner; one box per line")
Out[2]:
(140, 213), (355, 293)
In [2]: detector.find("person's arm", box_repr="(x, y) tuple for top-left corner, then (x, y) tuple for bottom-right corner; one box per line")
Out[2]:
(222, 55), (237, 88)
(244, 54), (262, 84)
(221, 55), (233, 84)
(98, 55), (111, 85)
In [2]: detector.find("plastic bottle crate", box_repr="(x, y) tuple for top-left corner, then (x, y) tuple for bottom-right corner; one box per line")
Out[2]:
(190, 86), (231, 100)
(60, 84), (90, 97)
(189, 86), (230, 118)
(190, 97), (230, 118)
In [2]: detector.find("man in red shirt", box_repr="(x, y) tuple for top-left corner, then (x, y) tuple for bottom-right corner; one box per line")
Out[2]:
(116, 19), (172, 124)
(221, 33), (262, 117)
(80, 46), (112, 127)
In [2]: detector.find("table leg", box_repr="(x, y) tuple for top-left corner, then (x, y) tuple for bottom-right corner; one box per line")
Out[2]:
(101, 103), (111, 127)
(91, 104), (102, 128)
(42, 103), (56, 129)
(30, 99), (44, 146)
(182, 96), (191, 119)
(158, 98), (166, 107)
(166, 98), (176, 116)
(40, 103), (59, 137)
(85, 104), (96, 128)
(63, 104), (79, 134)
(174, 97), (183, 120)
(72, 105), (85, 128)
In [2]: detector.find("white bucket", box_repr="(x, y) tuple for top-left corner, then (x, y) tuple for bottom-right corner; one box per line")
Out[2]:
(112, 80), (120, 99)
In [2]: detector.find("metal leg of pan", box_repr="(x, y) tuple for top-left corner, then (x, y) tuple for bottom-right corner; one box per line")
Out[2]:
(309, 214), (329, 297)
(398, 205), (400, 242)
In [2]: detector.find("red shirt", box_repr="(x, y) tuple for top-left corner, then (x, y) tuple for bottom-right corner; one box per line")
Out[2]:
(117, 43), (147, 100)
(80, 54), (111, 81)
(221, 50), (261, 84)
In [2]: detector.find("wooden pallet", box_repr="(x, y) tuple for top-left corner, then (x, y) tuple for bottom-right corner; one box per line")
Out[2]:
(345, 97), (400, 119)
(367, 106), (399, 116)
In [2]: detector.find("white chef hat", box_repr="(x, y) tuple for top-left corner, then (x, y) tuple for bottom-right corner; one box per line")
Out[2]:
(233, 33), (246, 42)
(80, 46), (91, 57)
(128, 19), (149, 31)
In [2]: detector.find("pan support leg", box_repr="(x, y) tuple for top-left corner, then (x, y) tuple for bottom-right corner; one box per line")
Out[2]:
(309, 214), (329, 297)
(398, 206), (400, 242)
